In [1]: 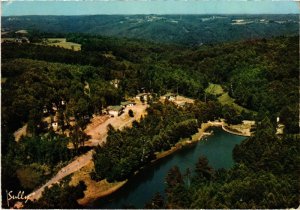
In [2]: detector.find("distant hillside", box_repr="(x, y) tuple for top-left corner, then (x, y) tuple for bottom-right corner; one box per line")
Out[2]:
(2, 14), (298, 45)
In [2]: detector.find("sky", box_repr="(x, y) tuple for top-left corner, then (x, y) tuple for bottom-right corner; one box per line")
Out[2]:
(1, 0), (299, 16)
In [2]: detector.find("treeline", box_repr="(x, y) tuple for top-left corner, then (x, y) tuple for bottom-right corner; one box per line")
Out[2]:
(147, 117), (300, 209)
(2, 42), (121, 70)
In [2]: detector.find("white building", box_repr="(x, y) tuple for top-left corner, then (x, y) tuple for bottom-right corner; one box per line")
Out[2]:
(121, 101), (136, 108)
(162, 93), (177, 101)
(136, 93), (151, 102)
(107, 106), (124, 117)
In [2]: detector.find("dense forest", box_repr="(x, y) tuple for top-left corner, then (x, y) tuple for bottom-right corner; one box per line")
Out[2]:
(1, 24), (299, 209)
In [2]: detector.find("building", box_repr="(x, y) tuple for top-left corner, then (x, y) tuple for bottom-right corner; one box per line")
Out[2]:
(107, 106), (124, 117)
(276, 124), (285, 135)
(110, 79), (120, 89)
(52, 103), (58, 111)
(51, 114), (60, 131)
(162, 93), (177, 101)
(43, 106), (48, 114)
(136, 93), (151, 102)
(15, 37), (30, 44)
(121, 101), (136, 108)
(51, 122), (58, 131)
(61, 100), (66, 106)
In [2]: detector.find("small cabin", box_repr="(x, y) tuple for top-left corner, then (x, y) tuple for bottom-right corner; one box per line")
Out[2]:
(136, 93), (151, 102)
(121, 101), (136, 108)
(110, 79), (120, 89)
(108, 106), (124, 117)
(51, 122), (58, 131)
(52, 103), (58, 111)
(43, 106), (48, 114)
(276, 117), (280, 123)
(276, 124), (285, 135)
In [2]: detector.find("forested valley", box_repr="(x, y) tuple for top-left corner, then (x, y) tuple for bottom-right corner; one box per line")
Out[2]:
(3, 15), (298, 45)
(1, 26), (299, 208)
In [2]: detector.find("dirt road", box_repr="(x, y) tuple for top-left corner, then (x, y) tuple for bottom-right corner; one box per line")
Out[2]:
(28, 150), (94, 201)
(28, 100), (148, 201)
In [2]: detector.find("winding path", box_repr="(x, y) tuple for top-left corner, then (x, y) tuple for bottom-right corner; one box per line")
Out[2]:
(28, 101), (148, 201)
(28, 150), (94, 201)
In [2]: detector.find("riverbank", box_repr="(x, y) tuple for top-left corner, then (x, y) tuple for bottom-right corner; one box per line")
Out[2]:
(220, 120), (253, 137)
(70, 120), (251, 206)
(69, 161), (127, 206)
(71, 120), (251, 206)
(155, 122), (214, 161)
(70, 121), (213, 206)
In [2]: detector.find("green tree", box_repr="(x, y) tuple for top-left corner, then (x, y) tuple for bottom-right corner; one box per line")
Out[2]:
(128, 109), (134, 117)
(195, 156), (214, 181)
(144, 192), (165, 209)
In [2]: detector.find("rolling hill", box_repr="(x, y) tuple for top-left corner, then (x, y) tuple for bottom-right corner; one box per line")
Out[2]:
(2, 14), (298, 45)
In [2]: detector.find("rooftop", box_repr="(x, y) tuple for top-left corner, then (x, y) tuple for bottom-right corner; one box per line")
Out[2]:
(136, 93), (150, 97)
(121, 101), (135, 106)
(108, 105), (123, 112)
(164, 93), (177, 97)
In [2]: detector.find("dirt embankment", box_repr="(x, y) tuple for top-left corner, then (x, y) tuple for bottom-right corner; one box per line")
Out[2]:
(69, 161), (127, 206)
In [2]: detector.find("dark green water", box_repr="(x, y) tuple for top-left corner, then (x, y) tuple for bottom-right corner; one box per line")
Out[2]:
(91, 127), (246, 209)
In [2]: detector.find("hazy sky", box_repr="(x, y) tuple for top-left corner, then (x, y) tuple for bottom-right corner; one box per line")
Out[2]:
(2, 0), (300, 16)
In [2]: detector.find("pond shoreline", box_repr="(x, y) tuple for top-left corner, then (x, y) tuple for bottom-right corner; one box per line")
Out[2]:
(79, 120), (250, 206)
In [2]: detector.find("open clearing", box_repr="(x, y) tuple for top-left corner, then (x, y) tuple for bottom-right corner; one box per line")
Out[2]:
(205, 83), (252, 113)
(205, 83), (224, 96)
(44, 38), (81, 51)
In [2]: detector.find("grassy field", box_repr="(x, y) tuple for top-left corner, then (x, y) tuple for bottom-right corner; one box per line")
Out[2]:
(1, 38), (16, 43)
(47, 38), (67, 43)
(45, 38), (81, 51)
(205, 83), (224, 96)
(205, 83), (252, 113)
(218, 92), (251, 113)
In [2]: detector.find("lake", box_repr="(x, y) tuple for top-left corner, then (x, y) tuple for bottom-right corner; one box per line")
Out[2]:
(91, 127), (246, 208)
